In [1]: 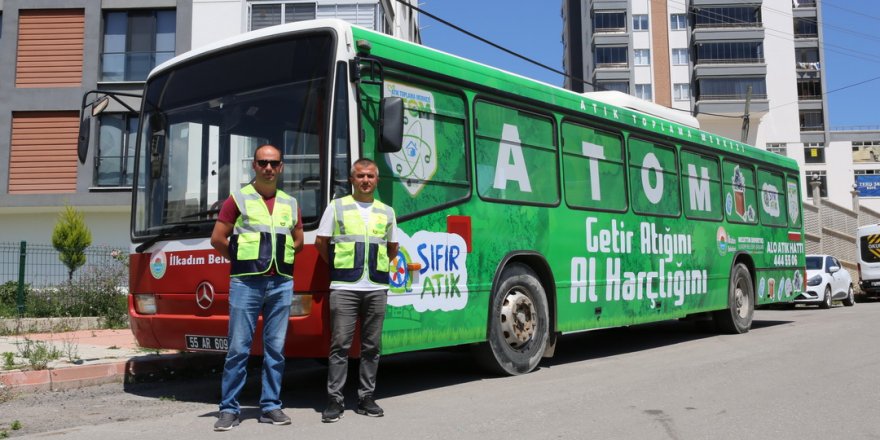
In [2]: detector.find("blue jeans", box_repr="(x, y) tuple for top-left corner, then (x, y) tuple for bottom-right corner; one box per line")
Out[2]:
(219, 275), (292, 414)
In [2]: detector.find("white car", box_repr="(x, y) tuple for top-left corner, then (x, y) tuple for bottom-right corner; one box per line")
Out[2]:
(796, 254), (855, 308)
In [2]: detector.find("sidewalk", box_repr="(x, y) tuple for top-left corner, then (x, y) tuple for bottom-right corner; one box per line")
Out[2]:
(0, 328), (225, 393)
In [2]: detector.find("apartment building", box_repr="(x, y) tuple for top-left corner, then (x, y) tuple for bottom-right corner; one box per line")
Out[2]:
(560, 0), (878, 209)
(0, 0), (419, 246)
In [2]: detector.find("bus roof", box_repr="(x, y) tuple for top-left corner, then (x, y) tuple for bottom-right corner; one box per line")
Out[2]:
(148, 19), (353, 79)
(583, 91), (700, 129)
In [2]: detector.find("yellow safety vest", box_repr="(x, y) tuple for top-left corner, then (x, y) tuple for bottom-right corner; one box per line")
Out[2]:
(229, 184), (297, 278)
(329, 195), (394, 285)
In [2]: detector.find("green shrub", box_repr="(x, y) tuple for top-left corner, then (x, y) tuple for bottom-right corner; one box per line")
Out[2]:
(0, 281), (30, 318)
(52, 205), (93, 281)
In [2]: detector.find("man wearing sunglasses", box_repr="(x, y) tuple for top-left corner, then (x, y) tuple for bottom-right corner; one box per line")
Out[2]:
(210, 144), (303, 431)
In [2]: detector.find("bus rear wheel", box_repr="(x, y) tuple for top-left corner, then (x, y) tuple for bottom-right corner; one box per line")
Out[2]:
(714, 263), (754, 334)
(476, 263), (549, 375)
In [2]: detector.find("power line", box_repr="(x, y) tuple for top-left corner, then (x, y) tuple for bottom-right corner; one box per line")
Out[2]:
(814, 0), (880, 23)
(402, 0), (879, 122)
(396, 0), (578, 86)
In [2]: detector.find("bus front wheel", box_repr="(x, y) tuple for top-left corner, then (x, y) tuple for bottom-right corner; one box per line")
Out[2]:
(714, 263), (754, 334)
(476, 263), (549, 375)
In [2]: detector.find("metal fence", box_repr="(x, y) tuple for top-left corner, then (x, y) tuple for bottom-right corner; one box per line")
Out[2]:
(0, 242), (129, 319)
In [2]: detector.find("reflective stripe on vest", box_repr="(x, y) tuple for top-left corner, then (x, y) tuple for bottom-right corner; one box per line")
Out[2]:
(329, 195), (394, 285)
(229, 184), (297, 278)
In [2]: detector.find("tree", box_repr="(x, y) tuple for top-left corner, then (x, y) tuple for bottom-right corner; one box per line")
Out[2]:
(52, 205), (92, 281)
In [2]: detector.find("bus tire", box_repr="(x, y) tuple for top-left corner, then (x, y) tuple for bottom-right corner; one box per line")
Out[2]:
(714, 263), (754, 334)
(476, 263), (549, 375)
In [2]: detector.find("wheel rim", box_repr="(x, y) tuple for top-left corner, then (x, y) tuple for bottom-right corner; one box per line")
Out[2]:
(825, 289), (831, 307)
(734, 281), (750, 319)
(499, 288), (537, 349)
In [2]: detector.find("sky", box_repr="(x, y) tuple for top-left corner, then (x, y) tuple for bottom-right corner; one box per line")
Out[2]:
(418, 0), (880, 129)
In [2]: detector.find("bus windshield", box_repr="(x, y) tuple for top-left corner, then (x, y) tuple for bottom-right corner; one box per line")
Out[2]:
(132, 32), (335, 239)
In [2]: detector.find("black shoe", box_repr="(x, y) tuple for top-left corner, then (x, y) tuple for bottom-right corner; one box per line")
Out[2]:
(321, 399), (345, 423)
(213, 412), (239, 431)
(356, 396), (384, 417)
(258, 408), (291, 425)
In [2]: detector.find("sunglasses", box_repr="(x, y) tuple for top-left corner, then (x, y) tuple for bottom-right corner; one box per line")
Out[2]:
(255, 159), (282, 168)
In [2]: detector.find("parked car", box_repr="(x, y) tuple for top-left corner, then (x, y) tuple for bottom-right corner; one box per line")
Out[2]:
(855, 224), (880, 300)
(796, 254), (855, 308)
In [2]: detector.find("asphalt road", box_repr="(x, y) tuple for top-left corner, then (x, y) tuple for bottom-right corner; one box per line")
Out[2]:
(3, 301), (880, 439)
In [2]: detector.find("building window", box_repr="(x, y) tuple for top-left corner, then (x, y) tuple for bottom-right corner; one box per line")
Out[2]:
(633, 15), (649, 31)
(96, 114), (139, 187)
(696, 77), (767, 100)
(799, 110), (824, 131)
(101, 10), (176, 82)
(794, 17), (818, 38)
(672, 48), (689, 65)
(805, 171), (827, 197)
(635, 84), (652, 101)
(595, 46), (628, 67)
(596, 81), (629, 93)
(796, 47), (820, 70)
(250, 2), (314, 29)
(673, 83), (690, 100)
(797, 79), (822, 100)
(634, 49), (651, 66)
(670, 14), (688, 30)
(803, 143), (825, 164)
(694, 7), (761, 28)
(766, 143), (787, 156)
(853, 141), (880, 163)
(249, 2), (379, 31)
(593, 11), (626, 32)
(695, 41), (763, 64)
(855, 170), (880, 197)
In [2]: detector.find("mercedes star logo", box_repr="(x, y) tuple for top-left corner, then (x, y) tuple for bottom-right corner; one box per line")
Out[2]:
(196, 281), (215, 310)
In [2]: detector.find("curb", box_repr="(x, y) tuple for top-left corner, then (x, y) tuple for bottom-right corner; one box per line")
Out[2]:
(0, 352), (226, 394)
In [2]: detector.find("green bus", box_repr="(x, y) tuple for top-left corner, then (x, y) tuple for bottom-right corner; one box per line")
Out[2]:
(80, 19), (805, 375)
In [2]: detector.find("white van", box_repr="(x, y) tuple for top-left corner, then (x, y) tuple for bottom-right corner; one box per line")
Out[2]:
(856, 224), (880, 298)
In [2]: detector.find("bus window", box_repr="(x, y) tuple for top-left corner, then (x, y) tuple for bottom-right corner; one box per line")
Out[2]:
(786, 175), (803, 228)
(561, 121), (626, 212)
(680, 150), (722, 221)
(375, 78), (470, 219)
(628, 138), (680, 216)
(474, 100), (558, 205)
(758, 169), (787, 227)
(722, 160), (757, 224)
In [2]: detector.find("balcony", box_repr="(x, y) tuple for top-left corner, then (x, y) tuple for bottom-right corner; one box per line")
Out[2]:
(796, 61), (820, 71)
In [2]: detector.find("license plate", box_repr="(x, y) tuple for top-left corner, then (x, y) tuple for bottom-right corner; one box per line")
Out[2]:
(185, 335), (228, 352)
(871, 281), (880, 287)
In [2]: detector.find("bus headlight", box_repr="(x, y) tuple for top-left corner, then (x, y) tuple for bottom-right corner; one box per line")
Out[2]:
(135, 294), (157, 315)
(290, 294), (312, 316)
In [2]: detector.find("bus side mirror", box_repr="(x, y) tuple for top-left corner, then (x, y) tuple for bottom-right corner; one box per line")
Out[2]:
(76, 96), (111, 164)
(77, 116), (91, 164)
(379, 96), (403, 153)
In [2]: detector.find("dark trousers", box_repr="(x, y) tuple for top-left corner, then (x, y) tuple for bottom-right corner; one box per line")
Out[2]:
(327, 289), (387, 402)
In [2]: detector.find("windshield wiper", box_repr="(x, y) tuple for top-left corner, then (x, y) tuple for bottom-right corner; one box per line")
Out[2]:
(135, 224), (201, 253)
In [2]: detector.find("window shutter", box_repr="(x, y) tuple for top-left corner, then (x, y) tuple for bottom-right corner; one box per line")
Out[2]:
(9, 112), (79, 193)
(16, 9), (84, 88)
